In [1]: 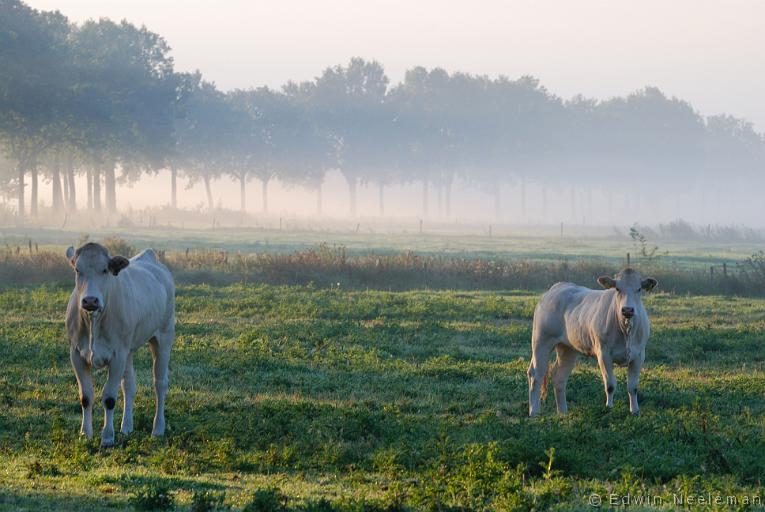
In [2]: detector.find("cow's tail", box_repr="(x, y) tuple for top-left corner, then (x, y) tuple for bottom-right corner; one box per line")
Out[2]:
(540, 359), (555, 403)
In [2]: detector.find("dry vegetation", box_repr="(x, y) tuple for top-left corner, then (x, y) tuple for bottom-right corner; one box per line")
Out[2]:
(2, 239), (765, 296)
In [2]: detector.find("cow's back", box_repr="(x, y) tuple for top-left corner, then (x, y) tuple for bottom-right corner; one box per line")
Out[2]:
(113, 250), (175, 346)
(533, 282), (612, 351)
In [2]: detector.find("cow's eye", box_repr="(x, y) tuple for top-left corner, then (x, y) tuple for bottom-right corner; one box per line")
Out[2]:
(103, 268), (108, 274)
(636, 288), (642, 293)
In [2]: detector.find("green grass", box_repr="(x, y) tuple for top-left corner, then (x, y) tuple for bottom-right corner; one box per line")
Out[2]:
(1, 284), (764, 510)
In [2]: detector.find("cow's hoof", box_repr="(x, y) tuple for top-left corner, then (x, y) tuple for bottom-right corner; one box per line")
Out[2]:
(100, 438), (115, 449)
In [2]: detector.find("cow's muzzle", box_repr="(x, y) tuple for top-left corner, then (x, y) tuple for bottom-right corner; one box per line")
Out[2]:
(621, 306), (635, 319)
(81, 296), (101, 312)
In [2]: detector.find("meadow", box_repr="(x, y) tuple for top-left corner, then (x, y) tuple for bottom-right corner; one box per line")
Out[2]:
(1, 279), (764, 510)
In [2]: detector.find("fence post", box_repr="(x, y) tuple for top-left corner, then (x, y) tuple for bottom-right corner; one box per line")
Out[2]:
(710, 266), (715, 284)
(723, 263), (727, 278)
(627, 252), (630, 266)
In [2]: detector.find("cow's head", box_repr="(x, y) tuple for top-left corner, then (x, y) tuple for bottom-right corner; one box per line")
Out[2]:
(597, 268), (657, 324)
(66, 243), (129, 313)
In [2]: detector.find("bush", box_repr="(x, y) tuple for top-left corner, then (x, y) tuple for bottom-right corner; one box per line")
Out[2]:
(191, 490), (227, 512)
(243, 488), (288, 512)
(129, 483), (175, 510)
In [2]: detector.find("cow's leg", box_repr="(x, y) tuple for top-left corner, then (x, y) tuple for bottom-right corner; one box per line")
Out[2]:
(120, 352), (136, 435)
(528, 336), (553, 417)
(552, 344), (578, 415)
(70, 346), (94, 439)
(149, 331), (172, 437)
(627, 352), (645, 415)
(597, 353), (616, 408)
(100, 352), (128, 448)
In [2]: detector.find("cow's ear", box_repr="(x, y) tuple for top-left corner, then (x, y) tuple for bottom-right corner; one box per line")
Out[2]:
(597, 276), (616, 289)
(108, 256), (130, 276)
(641, 277), (658, 292)
(66, 246), (75, 267)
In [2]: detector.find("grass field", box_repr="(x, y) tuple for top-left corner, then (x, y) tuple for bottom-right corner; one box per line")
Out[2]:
(1, 283), (764, 510)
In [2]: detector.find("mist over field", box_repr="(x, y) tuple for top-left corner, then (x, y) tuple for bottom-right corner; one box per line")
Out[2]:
(4, 2), (765, 511)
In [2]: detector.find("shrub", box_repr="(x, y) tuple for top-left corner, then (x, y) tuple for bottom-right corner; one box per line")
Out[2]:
(243, 488), (288, 512)
(191, 489), (227, 512)
(129, 482), (175, 510)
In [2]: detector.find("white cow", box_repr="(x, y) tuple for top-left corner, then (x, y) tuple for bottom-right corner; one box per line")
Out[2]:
(527, 268), (657, 417)
(65, 243), (175, 447)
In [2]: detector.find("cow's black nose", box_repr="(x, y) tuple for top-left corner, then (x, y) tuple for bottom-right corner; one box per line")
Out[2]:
(621, 307), (635, 318)
(81, 296), (100, 312)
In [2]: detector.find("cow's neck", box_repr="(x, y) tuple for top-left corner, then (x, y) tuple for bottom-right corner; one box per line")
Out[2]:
(608, 294), (644, 363)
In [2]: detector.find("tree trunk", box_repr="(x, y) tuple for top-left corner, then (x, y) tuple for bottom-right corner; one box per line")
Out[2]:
(62, 162), (69, 210)
(92, 168), (101, 211)
(347, 175), (357, 217)
(378, 182), (384, 217)
(52, 154), (64, 212)
(30, 166), (38, 217)
(170, 166), (177, 208)
(422, 179), (429, 218)
(104, 164), (116, 212)
(436, 181), (443, 218)
(65, 154), (76, 211)
(203, 175), (213, 209)
(16, 162), (25, 217)
(261, 178), (269, 214)
(316, 185), (322, 216)
(239, 173), (247, 212)
(445, 174), (453, 219)
(86, 168), (93, 210)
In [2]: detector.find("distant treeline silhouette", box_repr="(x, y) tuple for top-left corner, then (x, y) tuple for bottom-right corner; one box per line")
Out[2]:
(1, 0), (763, 220)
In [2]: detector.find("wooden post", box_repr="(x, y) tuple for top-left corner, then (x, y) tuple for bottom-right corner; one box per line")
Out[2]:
(710, 266), (715, 284)
(627, 252), (630, 266)
(723, 263), (727, 278)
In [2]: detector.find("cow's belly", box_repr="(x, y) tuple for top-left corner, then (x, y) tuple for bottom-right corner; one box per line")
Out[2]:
(562, 324), (597, 357)
(129, 304), (169, 349)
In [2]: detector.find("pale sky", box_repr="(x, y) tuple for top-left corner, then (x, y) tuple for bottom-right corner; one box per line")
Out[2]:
(26, 0), (765, 131)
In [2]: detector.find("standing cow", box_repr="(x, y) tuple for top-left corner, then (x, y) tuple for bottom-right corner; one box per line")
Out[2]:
(65, 243), (175, 447)
(527, 268), (657, 417)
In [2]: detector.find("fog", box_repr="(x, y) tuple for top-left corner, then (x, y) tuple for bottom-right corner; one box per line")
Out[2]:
(14, 167), (761, 228)
(3, 1), (765, 230)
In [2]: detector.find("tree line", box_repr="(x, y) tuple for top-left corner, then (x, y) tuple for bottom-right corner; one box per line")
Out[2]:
(1, 0), (764, 220)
